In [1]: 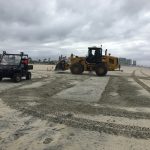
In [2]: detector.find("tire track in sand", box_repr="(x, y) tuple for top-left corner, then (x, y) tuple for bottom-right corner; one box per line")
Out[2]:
(21, 108), (150, 139)
(132, 70), (150, 93)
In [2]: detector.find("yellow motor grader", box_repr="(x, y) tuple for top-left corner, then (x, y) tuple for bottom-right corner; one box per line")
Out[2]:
(55, 47), (120, 76)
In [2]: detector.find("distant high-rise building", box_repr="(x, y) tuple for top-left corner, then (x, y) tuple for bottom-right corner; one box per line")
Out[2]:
(133, 60), (136, 66)
(126, 59), (132, 66)
(119, 58), (127, 65)
(119, 58), (134, 66)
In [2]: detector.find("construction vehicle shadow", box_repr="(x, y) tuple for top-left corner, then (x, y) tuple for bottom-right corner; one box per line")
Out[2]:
(56, 71), (97, 77)
(56, 71), (126, 78)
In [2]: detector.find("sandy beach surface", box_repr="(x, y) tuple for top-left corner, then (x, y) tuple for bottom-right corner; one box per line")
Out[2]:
(0, 65), (150, 150)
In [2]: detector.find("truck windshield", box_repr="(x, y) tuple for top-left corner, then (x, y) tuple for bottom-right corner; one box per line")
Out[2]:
(0, 55), (21, 65)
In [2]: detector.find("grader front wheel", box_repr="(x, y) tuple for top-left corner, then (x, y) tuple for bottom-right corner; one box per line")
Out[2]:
(95, 64), (107, 76)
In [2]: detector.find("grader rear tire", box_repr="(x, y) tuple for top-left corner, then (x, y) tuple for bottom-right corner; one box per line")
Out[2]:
(70, 63), (84, 75)
(95, 63), (107, 76)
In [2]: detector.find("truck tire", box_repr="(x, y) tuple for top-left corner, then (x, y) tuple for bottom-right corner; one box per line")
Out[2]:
(70, 63), (84, 75)
(0, 77), (2, 81)
(26, 72), (31, 80)
(95, 63), (107, 76)
(13, 73), (21, 82)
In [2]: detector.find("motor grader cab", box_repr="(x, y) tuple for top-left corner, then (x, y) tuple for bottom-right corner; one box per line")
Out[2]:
(55, 47), (108, 76)
(86, 47), (102, 63)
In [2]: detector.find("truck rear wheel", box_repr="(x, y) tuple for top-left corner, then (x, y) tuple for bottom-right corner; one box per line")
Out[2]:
(26, 72), (31, 80)
(13, 73), (21, 82)
(95, 63), (107, 76)
(70, 63), (84, 75)
(0, 77), (2, 81)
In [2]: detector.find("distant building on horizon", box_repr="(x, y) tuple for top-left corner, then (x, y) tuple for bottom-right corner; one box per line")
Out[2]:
(133, 60), (136, 66)
(126, 59), (132, 66)
(119, 58), (136, 66)
(119, 58), (126, 65)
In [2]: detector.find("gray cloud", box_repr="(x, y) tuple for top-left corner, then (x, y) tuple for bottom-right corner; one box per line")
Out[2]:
(0, 0), (150, 65)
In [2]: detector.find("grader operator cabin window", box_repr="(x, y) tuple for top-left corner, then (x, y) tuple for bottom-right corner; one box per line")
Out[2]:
(86, 47), (103, 63)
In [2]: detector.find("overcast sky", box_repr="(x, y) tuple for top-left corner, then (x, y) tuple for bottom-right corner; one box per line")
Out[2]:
(0, 0), (150, 65)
